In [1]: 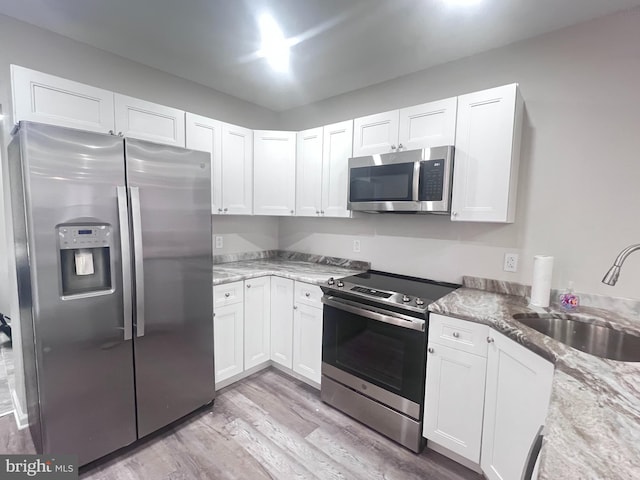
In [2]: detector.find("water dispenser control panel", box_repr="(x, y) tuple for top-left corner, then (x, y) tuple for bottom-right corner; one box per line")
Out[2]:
(58, 225), (112, 250)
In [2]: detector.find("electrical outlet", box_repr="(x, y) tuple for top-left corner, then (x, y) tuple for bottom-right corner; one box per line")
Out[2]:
(215, 236), (224, 249)
(504, 253), (519, 272)
(353, 240), (361, 253)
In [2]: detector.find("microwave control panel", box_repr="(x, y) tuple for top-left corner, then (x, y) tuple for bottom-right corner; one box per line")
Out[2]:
(419, 160), (444, 201)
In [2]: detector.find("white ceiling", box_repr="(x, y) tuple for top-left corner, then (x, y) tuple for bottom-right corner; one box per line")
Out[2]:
(1, 0), (639, 111)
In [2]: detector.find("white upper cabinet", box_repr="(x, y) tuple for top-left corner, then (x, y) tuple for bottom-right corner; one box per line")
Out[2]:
(253, 130), (297, 216)
(221, 123), (253, 215)
(296, 127), (324, 217)
(353, 110), (399, 156)
(295, 121), (353, 218)
(481, 330), (554, 480)
(321, 120), (353, 218)
(185, 113), (223, 214)
(114, 94), (185, 146)
(270, 277), (294, 369)
(398, 97), (457, 150)
(353, 98), (457, 157)
(451, 84), (523, 223)
(11, 65), (115, 133)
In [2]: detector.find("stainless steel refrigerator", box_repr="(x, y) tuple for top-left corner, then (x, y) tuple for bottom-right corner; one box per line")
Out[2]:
(8, 122), (214, 466)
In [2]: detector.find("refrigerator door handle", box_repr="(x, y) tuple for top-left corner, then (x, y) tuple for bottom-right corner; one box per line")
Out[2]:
(130, 186), (145, 337)
(117, 186), (133, 341)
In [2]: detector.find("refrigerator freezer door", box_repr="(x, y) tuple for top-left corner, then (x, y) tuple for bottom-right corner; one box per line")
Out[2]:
(125, 139), (214, 437)
(10, 122), (137, 465)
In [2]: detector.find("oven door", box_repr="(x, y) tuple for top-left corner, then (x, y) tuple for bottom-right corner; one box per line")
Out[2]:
(322, 296), (427, 408)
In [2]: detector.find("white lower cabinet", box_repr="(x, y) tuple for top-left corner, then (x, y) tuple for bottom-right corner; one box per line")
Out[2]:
(213, 302), (244, 385)
(244, 277), (271, 369)
(424, 315), (554, 480)
(423, 342), (487, 463)
(481, 331), (554, 480)
(213, 277), (323, 389)
(270, 277), (294, 368)
(213, 281), (245, 387)
(293, 303), (323, 385)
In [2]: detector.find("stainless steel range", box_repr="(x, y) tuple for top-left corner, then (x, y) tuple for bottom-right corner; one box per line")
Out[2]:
(321, 270), (459, 452)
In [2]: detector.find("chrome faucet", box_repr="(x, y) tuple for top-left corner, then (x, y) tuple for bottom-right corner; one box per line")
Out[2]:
(602, 244), (640, 286)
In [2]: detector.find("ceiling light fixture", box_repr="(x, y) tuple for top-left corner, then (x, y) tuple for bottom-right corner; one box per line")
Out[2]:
(443, 0), (482, 6)
(258, 14), (290, 73)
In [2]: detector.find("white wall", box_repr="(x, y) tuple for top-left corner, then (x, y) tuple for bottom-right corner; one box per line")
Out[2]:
(279, 9), (640, 301)
(212, 216), (279, 256)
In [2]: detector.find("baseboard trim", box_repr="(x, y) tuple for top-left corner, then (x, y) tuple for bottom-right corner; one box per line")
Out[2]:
(10, 387), (28, 430)
(271, 363), (320, 390)
(215, 361), (321, 392)
(426, 440), (483, 474)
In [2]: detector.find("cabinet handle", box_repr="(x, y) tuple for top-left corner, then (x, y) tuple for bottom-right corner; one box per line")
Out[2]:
(320, 210), (325, 215)
(224, 208), (228, 212)
(316, 210), (319, 215)
(118, 131), (123, 137)
(487, 336), (494, 343)
(452, 332), (460, 338)
(246, 284), (251, 289)
(109, 130), (115, 135)
(218, 208), (223, 213)
(428, 347), (434, 354)
(293, 305), (298, 310)
(391, 144), (397, 150)
(224, 292), (230, 298)
(452, 211), (458, 217)
(291, 210), (294, 215)
(305, 292), (310, 297)
(398, 143), (404, 150)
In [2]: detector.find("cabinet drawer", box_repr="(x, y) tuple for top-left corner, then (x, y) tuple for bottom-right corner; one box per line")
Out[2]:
(429, 313), (489, 357)
(294, 281), (323, 308)
(214, 281), (244, 307)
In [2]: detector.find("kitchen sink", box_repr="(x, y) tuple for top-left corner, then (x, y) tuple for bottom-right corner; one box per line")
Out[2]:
(512, 314), (640, 362)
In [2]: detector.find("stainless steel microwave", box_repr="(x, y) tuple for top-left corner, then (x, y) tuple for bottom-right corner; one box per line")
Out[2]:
(347, 146), (454, 213)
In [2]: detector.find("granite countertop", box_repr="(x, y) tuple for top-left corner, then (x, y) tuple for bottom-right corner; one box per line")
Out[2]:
(212, 251), (369, 286)
(429, 283), (640, 480)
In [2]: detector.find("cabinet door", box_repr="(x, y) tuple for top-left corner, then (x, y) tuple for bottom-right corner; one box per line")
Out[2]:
(481, 330), (554, 480)
(114, 94), (186, 146)
(244, 277), (271, 369)
(214, 302), (244, 387)
(186, 113), (223, 214)
(11, 65), (115, 133)
(296, 127), (324, 217)
(253, 130), (297, 216)
(398, 97), (457, 150)
(423, 343), (487, 463)
(353, 110), (399, 156)
(270, 277), (294, 368)
(321, 120), (353, 218)
(451, 84), (523, 223)
(293, 304), (322, 385)
(221, 123), (253, 215)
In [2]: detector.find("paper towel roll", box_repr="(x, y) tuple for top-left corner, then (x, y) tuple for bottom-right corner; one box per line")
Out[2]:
(530, 255), (554, 308)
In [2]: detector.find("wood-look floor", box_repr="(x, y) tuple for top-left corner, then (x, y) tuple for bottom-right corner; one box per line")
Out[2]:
(0, 368), (481, 480)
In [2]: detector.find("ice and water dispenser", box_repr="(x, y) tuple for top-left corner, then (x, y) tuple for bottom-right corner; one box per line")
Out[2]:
(57, 224), (113, 296)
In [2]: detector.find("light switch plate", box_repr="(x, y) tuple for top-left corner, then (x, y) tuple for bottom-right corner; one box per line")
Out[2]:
(215, 236), (224, 249)
(353, 240), (361, 253)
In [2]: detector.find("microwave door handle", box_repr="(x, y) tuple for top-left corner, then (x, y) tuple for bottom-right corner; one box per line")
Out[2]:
(412, 161), (420, 202)
(322, 296), (425, 332)
(130, 186), (145, 338)
(117, 186), (133, 341)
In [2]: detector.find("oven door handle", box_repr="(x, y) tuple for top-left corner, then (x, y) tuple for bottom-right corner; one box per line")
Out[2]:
(322, 296), (425, 332)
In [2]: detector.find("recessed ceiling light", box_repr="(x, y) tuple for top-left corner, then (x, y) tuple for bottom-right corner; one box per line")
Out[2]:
(443, 0), (482, 6)
(258, 14), (290, 73)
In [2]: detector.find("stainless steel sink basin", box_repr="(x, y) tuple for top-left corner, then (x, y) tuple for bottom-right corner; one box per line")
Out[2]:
(512, 314), (640, 362)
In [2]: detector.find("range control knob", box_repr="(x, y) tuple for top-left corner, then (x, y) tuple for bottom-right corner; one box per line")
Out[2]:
(327, 277), (335, 285)
(402, 295), (411, 303)
(337, 281), (345, 288)
(415, 298), (425, 306)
